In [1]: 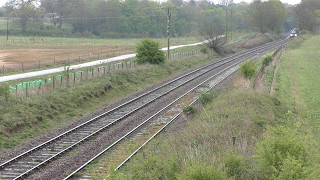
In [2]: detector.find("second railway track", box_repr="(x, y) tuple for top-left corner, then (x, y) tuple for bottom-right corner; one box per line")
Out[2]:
(0, 38), (288, 180)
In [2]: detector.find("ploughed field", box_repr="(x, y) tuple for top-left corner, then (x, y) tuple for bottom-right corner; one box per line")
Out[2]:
(0, 36), (198, 68)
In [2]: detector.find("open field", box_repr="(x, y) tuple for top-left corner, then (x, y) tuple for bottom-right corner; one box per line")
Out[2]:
(0, 36), (199, 68)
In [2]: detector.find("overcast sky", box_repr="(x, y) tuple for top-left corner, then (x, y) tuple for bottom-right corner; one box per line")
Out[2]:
(0, 0), (301, 7)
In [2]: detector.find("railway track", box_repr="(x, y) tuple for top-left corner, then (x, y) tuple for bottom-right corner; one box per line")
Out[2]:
(0, 39), (288, 180)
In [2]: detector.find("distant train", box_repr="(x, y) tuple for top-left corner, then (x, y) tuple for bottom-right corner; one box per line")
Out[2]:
(290, 28), (300, 38)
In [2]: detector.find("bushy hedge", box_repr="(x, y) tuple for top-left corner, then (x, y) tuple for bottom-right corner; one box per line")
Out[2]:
(262, 55), (273, 66)
(136, 39), (165, 64)
(239, 60), (256, 79)
(255, 126), (311, 179)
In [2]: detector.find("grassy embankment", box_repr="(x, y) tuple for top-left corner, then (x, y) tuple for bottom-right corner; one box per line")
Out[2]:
(0, 50), (219, 155)
(109, 35), (320, 179)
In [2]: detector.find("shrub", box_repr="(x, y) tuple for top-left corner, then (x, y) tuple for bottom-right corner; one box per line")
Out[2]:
(223, 153), (247, 179)
(239, 61), (256, 79)
(255, 126), (310, 179)
(0, 83), (10, 102)
(177, 164), (227, 180)
(136, 39), (165, 64)
(262, 55), (273, 66)
(183, 106), (196, 115)
(200, 91), (215, 106)
(200, 46), (208, 54)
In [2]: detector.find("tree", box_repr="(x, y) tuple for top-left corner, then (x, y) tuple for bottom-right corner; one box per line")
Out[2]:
(200, 25), (227, 55)
(219, 0), (233, 39)
(248, 0), (286, 33)
(4, 0), (40, 32)
(295, 0), (320, 32)
(136, 39), (165, 64)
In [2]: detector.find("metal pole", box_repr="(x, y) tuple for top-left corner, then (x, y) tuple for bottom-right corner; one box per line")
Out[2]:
(167, 8), (171, 61)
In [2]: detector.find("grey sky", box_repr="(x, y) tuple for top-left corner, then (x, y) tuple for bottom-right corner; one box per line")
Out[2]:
(0, 0), (301, 7)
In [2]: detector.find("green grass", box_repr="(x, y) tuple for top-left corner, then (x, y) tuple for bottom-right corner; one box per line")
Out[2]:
(0, 53), (216, 155)
(275, 35), (320, 140)
(108, 35), (320, 179)
(111, 88), (288, 179)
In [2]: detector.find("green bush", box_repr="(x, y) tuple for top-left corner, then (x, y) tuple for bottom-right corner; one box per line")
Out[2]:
(0, 83), (10, 101)
(262, 55), (273, 66)
(239, 61), (256, 79)
(255, 126), (310, 179)
(183, 106), (196, 115)
(200, 46), (208, 54)
(177, 164), (227, 180)
(136, 39), (165, 64)
(223, 153), (247, 179)
(200, 91), (215, 106)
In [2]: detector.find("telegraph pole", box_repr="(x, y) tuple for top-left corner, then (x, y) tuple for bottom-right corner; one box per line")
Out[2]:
(167, 8), (171, 60)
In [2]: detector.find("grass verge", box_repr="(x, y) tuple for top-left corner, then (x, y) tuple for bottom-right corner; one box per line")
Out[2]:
(0, 53), (216, 154)
(109, 34), (320, 179)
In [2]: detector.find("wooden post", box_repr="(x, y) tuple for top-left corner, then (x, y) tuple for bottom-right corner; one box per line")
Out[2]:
(97, 67), (100, 76)
(38, 81), (42, 94)
(232, 136), (236, 146)
(53, 76), (55, 89)
(80, 71), (83, 82)
(26, 83), (28, 97)
(86, 68), (89, 80)
(73, 73), (76, 85)
(15, 84), (18, 99)
(60, 76), (63, 88)
(67, 73), (69, 87)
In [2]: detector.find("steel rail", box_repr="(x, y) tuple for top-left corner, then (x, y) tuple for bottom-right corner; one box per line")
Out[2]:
(0, 39), (287, 180)
(115, 40), (286, 171)
(64, 40), (287, 179)
(64, 39), (281, 180)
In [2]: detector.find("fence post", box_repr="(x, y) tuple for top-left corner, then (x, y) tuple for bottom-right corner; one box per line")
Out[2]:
(80, 71), (83, 82)
(38, 82), (42, 94)
(67, 73), (70, 87)
(15, 84), (18, 99)
(86, 68), (89, 80)
(97, 67), (100, 76)
(53, 76), (55, 89)
(60, 76), (63, 88)
(26, 83), (28, 97)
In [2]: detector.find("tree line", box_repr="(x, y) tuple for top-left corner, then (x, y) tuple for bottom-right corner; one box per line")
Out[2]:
(0, 0), (316, 38)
